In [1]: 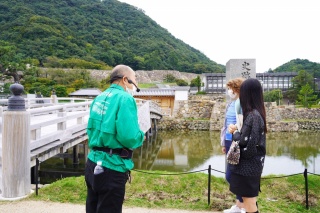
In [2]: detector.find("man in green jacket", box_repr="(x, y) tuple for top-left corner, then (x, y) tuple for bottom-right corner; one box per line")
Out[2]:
(85, 65), (145, 213)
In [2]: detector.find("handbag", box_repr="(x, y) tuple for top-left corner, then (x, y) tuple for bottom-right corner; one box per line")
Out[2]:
(226, 140), (240, 165)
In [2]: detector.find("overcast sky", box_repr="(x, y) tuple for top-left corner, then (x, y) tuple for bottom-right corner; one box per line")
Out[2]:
(118, 0), (320, 73)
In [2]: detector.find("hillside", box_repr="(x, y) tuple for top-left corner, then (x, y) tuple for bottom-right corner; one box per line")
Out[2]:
(0, 0), (224, 73)
(84, 69), (198, 83)
(272, 59), (320, 78)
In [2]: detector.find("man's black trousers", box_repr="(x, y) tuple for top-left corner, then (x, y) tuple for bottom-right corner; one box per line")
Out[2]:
(85, 159), (128, 213)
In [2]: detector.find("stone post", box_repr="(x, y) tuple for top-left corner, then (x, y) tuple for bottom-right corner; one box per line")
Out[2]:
(51, 89), (58, 105)
(1, 83), (30, 199)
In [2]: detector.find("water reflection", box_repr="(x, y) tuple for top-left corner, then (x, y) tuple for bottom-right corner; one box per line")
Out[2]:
(137, 131), (320, 177)
(40, 130), (320, 183)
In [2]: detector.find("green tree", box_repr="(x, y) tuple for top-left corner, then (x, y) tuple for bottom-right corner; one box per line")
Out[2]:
(286, 70), (314, 103)
(264, 89), (282, 105)
(0, 41), (25, 82)
(164, 74), (176, 83)
(49, 69), (67, 84)
(283, 89), (297, 104)
(190, 76), (202, 92)
(100, 75), (111, 91)
(193, 63), (207, 74)
(296, 84), (318, 108)
(292, 70), (313, 91)
(71, 79), (85, 90)
(54, 85), (68, 97)
(0, 40), (16, 68)
(144, 51), (162, 70)
(2, 83), (11, 94)
(29, 82), (51, 97)
(168, 51), (178, 70)
(44, 56), (62, 68)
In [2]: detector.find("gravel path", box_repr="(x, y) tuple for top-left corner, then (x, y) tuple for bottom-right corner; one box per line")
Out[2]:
(0, 201), (220, 213)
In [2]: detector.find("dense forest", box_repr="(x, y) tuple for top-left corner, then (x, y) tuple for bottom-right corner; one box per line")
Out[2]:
(272, 59), (320, 78)
(0, 0), (224, 73)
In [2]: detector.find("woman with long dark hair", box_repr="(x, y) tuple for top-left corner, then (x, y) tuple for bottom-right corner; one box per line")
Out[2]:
(228, 78), (267, 213)
(220, 78), (245, 213)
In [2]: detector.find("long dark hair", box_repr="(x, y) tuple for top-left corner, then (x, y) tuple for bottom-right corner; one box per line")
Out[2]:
(240, 78), (267, 133)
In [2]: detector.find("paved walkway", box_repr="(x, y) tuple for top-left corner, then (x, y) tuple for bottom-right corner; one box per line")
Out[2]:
(0, 200), (220, 213)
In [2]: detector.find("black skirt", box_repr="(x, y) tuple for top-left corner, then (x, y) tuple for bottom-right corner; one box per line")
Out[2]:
(229, 172), (261, 197)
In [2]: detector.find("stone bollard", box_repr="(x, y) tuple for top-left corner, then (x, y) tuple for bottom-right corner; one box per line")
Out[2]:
(1, 83), (31, 199)
(51, 94), (58, 104)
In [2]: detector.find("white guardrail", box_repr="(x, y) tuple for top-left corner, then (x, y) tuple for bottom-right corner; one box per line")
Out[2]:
(135, 98), (163, 117)
(27, 101), (92, 151)
(0, 98), (93, 153)
(0, 98), (162, 151)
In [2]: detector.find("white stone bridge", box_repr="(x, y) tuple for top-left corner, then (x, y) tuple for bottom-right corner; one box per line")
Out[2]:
(0, 96), (162, 199)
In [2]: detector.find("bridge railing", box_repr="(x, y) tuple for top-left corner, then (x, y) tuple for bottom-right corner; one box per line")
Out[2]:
(27, 100), (92, 115)
(0, 96), (162, 198)
(0, 98), (162, 139)
(135, 98), (163, 118)
(0, 96), (92, 111)
(27, 101), (92, 153)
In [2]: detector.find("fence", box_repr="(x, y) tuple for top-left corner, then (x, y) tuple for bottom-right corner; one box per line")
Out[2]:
(31, 161), (319, 210)
(130, 166), (319, 210)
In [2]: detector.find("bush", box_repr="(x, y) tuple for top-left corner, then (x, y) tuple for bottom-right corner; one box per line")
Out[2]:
(175, 79), (188, 86)
(164, 74), (176, 83)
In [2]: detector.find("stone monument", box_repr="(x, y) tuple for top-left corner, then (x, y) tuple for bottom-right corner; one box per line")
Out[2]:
(226, 59), (256, 82)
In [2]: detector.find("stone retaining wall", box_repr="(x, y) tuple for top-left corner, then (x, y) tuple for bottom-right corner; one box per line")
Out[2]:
(173, 100), (215, 119)
(41, 69), (198, 84)
(88, 69), (197, 83)
(158, 95), (320, 131)
(276, 107), (320, 120)
(297, 121), (320, 131)
(158, 118), (320, 132)
(157, 118), (210, 130)
(135, 70), (198, 83)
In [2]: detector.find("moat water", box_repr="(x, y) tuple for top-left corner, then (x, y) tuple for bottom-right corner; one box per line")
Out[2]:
(40, 130), (320, 183)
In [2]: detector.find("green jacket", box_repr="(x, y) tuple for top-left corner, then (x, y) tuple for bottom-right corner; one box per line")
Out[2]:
(87, 84), (145, 172)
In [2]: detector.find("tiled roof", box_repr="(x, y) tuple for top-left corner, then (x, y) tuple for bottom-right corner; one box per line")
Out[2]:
(171, 86), (190, 91)
(69, 88), (102, 96)
(133, 89), (175, 96)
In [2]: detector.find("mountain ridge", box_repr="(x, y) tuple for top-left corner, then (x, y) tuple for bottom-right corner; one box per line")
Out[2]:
(0, 0), (225, 73)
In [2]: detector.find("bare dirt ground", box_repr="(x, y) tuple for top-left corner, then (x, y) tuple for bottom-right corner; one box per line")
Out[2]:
(0, 200), (220, 213)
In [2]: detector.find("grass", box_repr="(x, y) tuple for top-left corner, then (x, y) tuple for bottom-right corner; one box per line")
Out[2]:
(138, 83), (157, 88)
(294, 104), (320, 109)
(310, 105), (320, 109)
(18, 171), (320, 212)
(136, 82), (180, 88)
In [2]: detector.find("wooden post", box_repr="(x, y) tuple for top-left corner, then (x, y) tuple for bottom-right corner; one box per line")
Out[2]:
(153, 118), (157, 132)
(73, 145), (79, 166)
(83, 140), (89, 162)
(1, 83), (31, 199)
(148, 119), (153, 136)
